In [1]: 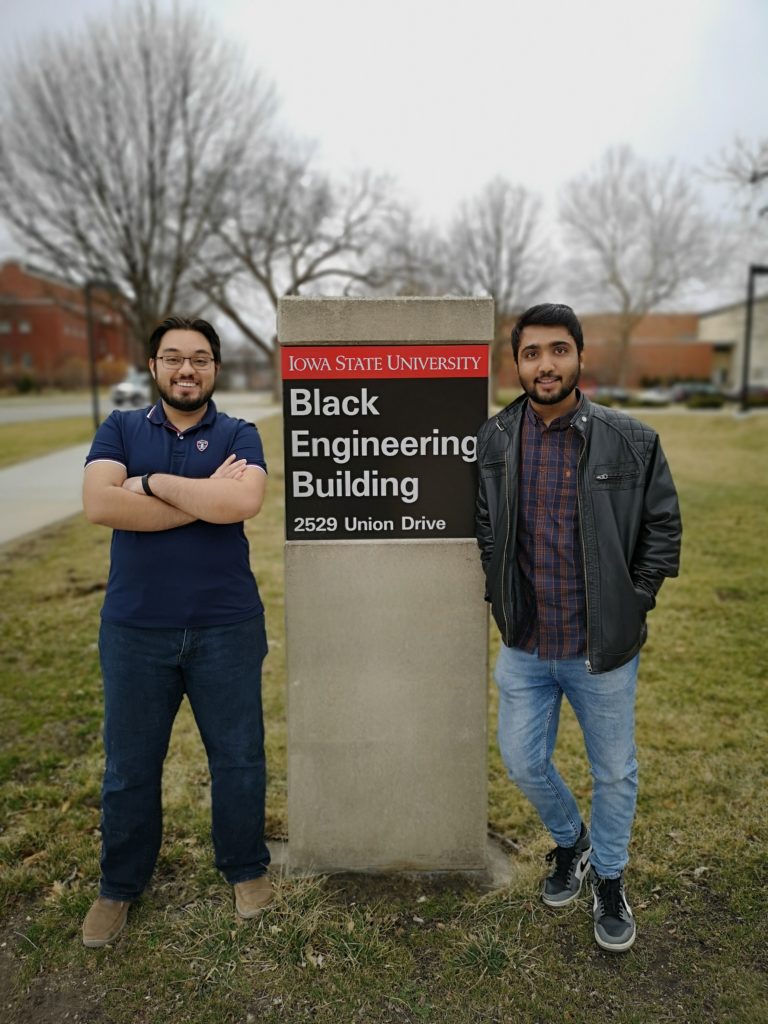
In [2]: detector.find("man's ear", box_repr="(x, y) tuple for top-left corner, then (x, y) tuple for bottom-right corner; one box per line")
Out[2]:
(148, 358), (156, 381)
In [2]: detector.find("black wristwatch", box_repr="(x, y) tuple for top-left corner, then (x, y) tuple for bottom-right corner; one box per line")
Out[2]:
(141, 473), (155, 497)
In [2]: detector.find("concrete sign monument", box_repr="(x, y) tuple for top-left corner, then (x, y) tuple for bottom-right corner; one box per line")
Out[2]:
(279, 297), (492, 874)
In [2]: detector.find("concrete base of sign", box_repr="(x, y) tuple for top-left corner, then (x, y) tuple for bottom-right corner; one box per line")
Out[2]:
(285, 539), (488, 874)
(268, 836), (520, 890)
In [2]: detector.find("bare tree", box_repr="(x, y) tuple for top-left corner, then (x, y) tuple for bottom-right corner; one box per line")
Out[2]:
(196, 143), (405, 392)
(710, 137), (768, 294)
(365, 205), (451, 297)
(445, 177), (549, 399)
(0, 1), (275, 354)
(560, 146), (719, 385)
(717, 137), (768, 212)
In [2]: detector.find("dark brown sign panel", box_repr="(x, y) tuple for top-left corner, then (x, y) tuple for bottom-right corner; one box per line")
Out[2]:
(282, 345), (489, 540)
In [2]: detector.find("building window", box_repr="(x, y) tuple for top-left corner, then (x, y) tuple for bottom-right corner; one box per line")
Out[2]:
(21, 353), (33, 369)
(2, 351), (12, 368)
(0, 321), (10, 334)
(18, 320), (31, 334)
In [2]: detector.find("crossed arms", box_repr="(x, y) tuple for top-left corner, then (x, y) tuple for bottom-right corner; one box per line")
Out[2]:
(83, 455), (266, 532)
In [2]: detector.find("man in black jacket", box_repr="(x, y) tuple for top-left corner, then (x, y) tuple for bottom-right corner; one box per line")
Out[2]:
(475, 303), (681, 953)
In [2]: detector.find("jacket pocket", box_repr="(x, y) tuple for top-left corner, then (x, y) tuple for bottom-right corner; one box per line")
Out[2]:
(480, 458), (505, 480)
(592, 461), (641, 490)
(599, 567), (649, 657)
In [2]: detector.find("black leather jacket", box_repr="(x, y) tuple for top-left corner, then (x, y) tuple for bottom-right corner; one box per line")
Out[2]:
(475, 394), (681, 673)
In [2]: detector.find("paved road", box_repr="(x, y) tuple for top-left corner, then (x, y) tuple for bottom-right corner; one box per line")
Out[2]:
(0, 394), (281, 547)
(0, 389), (280, 424)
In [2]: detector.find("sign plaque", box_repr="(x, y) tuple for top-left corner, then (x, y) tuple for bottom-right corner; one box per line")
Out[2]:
(282, 344), (489, 541)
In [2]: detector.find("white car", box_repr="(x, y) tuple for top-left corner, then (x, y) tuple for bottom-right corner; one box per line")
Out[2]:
(111, 368), (153, 408)
(635, 387), (674, 407)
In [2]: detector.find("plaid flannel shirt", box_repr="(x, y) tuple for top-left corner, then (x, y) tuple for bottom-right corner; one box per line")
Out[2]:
(516, 396), (587, 659)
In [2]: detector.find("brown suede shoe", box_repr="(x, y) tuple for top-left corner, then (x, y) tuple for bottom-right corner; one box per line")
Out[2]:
(82, 897), (130, 948)
(234, 875), (273, 919)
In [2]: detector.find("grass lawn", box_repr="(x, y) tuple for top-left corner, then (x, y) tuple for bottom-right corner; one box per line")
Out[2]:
(0, 417), (94, 470)
(0, 412), (766, 1023)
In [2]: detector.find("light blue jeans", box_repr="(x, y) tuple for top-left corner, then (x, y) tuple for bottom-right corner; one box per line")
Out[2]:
(495, 645), (639, 879)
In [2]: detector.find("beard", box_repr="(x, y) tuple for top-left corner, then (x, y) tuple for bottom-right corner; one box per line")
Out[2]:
(155, 378), (216, 412)
(522, 365), (581, 406)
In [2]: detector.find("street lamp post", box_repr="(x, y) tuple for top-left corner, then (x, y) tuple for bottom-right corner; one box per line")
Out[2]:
(741, 264), (768, 414)
(83, 278), (120, 431)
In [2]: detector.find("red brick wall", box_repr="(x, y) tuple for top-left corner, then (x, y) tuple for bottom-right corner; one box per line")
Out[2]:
(0, 261), (133, 386)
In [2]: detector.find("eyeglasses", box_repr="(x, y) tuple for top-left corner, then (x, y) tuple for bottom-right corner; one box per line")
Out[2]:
(155, 354), (215, 369)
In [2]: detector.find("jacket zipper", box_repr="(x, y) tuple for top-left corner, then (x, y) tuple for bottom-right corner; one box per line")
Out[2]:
(498, 418), (512, 646)
(576, 436), (593, 672)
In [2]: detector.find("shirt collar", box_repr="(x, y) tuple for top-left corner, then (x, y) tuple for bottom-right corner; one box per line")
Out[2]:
(525, 390), (584, 432)
(147, 399), (218, 432)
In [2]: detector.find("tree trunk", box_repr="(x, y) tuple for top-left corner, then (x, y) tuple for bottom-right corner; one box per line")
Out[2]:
(271, 338), (282, 405)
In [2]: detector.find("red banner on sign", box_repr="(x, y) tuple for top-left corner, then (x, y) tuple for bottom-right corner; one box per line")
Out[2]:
(281, 345), (488, 380)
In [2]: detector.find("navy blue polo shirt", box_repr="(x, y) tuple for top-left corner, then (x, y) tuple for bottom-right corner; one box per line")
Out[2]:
(85, 400), (266, 629)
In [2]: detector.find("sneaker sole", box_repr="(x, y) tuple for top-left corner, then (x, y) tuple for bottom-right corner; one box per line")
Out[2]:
(594, 925), (636, 953)
(541, 848), (592, 908)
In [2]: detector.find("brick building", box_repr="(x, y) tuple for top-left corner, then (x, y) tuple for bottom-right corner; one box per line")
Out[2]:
(496, 311), (714, 389)
(0, 261), (133, 389)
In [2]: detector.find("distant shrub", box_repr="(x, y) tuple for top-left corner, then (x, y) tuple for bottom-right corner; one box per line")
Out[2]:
(98, 358), (129, 387)
(52, 356), (89, 390)
(14, 372), (40, 394)
(686, 393), (724, 410)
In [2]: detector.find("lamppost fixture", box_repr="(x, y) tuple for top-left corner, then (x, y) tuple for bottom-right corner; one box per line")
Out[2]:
(741, 264), (768, 414)
(83, 278), (121, 431)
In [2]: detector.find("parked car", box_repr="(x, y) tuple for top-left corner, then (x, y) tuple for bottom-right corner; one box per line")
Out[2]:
(591, 386), (630, 406)
(669, 381), (723, 403)
(723, 384), (768, 406)
(634, 387), (674, 407)
(111, 368), (153, 408)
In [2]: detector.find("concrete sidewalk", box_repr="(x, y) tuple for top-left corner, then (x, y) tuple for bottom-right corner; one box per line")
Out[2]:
(0, 396), (281, 547)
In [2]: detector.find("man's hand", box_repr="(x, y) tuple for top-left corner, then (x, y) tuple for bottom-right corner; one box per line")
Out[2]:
(210, 454), (247, 480)
(121, 475), (146, 495)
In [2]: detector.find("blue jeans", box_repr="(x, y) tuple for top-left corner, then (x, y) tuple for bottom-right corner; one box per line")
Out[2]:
(494, 645), (639, 878)
(98, 615), (270, 900)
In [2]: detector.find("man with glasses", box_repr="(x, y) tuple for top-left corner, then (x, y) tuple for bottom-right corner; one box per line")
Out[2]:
(81, 316), (272, 947)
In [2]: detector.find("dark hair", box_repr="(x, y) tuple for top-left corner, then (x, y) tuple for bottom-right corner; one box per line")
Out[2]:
(148, 315), (221, 363)
(510, 303), (583, 361)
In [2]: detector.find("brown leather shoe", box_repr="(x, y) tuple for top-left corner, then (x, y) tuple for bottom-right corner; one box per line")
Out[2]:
(82, 897), (130, 948)
(234, 875), (273, 919)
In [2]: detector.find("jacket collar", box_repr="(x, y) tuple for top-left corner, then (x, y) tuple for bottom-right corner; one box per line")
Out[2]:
(495, 390), (593, 434)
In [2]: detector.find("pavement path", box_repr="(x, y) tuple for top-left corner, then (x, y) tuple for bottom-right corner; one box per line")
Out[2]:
(0, 393), (281, 547)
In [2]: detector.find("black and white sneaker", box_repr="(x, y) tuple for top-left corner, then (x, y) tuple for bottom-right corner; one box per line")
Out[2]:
(542, 824), (592, 907)
(591, 870), (636, 952)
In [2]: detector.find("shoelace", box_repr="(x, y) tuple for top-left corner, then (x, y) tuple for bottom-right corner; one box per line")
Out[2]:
(596, 877), (626, 919)
(546, 843), (578, 883)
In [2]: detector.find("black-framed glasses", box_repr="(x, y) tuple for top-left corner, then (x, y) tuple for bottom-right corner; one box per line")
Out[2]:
(155, 354), (214, 369)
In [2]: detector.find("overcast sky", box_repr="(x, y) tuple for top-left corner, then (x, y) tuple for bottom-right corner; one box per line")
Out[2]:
(3, 0), (766, 224)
